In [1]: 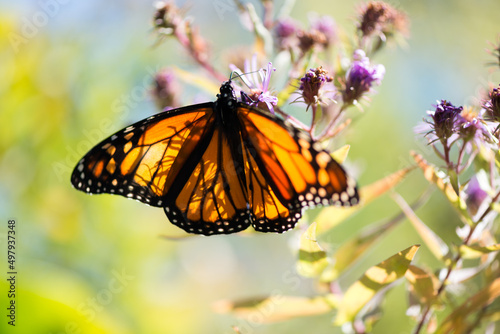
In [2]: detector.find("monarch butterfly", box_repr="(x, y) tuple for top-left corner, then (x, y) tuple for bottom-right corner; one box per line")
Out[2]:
(71, 79), (358, 235)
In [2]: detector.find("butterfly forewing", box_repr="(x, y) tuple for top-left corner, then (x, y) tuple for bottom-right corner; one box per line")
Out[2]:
(238, 105), (358, 212)
(71, 105), (214, 206)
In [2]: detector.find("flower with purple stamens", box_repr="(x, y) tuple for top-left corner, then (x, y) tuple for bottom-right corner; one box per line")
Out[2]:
(425, 100), (463, 141)
(342, 49), (385, 105)
(299, 66), (333, 108)
(230, 56), (278, 113)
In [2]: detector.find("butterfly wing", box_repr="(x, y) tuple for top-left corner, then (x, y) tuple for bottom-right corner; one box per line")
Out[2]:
(237, 105), (358, 233)
(71, 104), (215, 207)
(163, 127), (253, 235)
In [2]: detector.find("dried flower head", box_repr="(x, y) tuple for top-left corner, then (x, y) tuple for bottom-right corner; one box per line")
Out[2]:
(357, 1), (409, 40)
(299, 66), (333, 108)
(153, 1), (182, 34)
(152, 68), (180, 110)
(297, 29), (327, 54)
(342, 49), (385, 105)
(425, 100), (463, 141)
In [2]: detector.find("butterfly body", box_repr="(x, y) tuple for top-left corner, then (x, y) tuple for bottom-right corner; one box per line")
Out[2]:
(72, 81), (358, 235)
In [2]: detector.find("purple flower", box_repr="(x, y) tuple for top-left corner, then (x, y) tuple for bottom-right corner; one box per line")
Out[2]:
(229, 56), (278, 113)
(309, 13), (337, 47)
(465, 175), (489, 216)
(483, 85), (500, 123)
(274, 18), (300, 51)
(152, 68), (180, 110)
(299, 66), (334, 108)
(425, 100), (463, 141)
(342, 49), (385, 105)
(457, 108), (493, 146)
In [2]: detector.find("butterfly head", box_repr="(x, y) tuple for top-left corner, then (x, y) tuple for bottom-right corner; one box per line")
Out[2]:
(216, 81), (238, 111)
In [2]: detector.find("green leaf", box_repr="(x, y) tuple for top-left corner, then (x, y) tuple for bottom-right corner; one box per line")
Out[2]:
(297, 222), (329, 278)
(436, 277), (500, 334)
(213, 295), (336, 323)
(334, 245), (420, 325)
(411, 151), (472, 225)
(459, 244), (500, 259)
(316, 166), (415, 234)
(405, 265), (439, 306)
(392, 192), (449, 261)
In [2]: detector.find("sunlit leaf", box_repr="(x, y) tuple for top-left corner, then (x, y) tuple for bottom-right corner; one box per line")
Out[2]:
(334, 245), (420, 324)
(323, 219), (399, 282)
(392, 192), (449, 261)
(297, 223), (329, 278)
(411, 151), (472, 225)
(459, 244), (500, 259)
(405, 265), (439, 306)
(331, 145), (350, 164)
(437, 277), (500, 334)
(316, 166), (415, 234)
(213, 295), (336, 323)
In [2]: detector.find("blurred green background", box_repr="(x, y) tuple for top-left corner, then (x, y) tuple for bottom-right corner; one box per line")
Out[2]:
(1, 0), (500, 333)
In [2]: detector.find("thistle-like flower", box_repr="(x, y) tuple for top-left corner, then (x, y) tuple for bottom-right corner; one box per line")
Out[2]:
(342, 50), (385, 105)
(299, 67), (334, 109)
(230, 56), (278, 113)
(425, 100), (463, 141)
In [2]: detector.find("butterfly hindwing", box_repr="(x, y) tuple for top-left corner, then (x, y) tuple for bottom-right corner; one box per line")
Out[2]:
(164, 128), (253, 235)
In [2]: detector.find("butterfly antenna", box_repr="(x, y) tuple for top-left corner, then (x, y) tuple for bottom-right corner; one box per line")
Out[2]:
(229, 70), (261, 90)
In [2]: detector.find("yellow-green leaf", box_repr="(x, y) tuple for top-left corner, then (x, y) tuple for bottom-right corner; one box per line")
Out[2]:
(323, 219), (399, 281)
(331, 145), (350, 164)
(405, 265), (439, 306)
(316, 166), (415, 234)
(436, 277), (500, 334)
(213, 295), (335, 323)
(297, 223), (329, 278)
(411, 151), (472, 225)
(459, 244), (500, 259)
(392, 192), (449, 261)
(334, 245), (420, 324)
